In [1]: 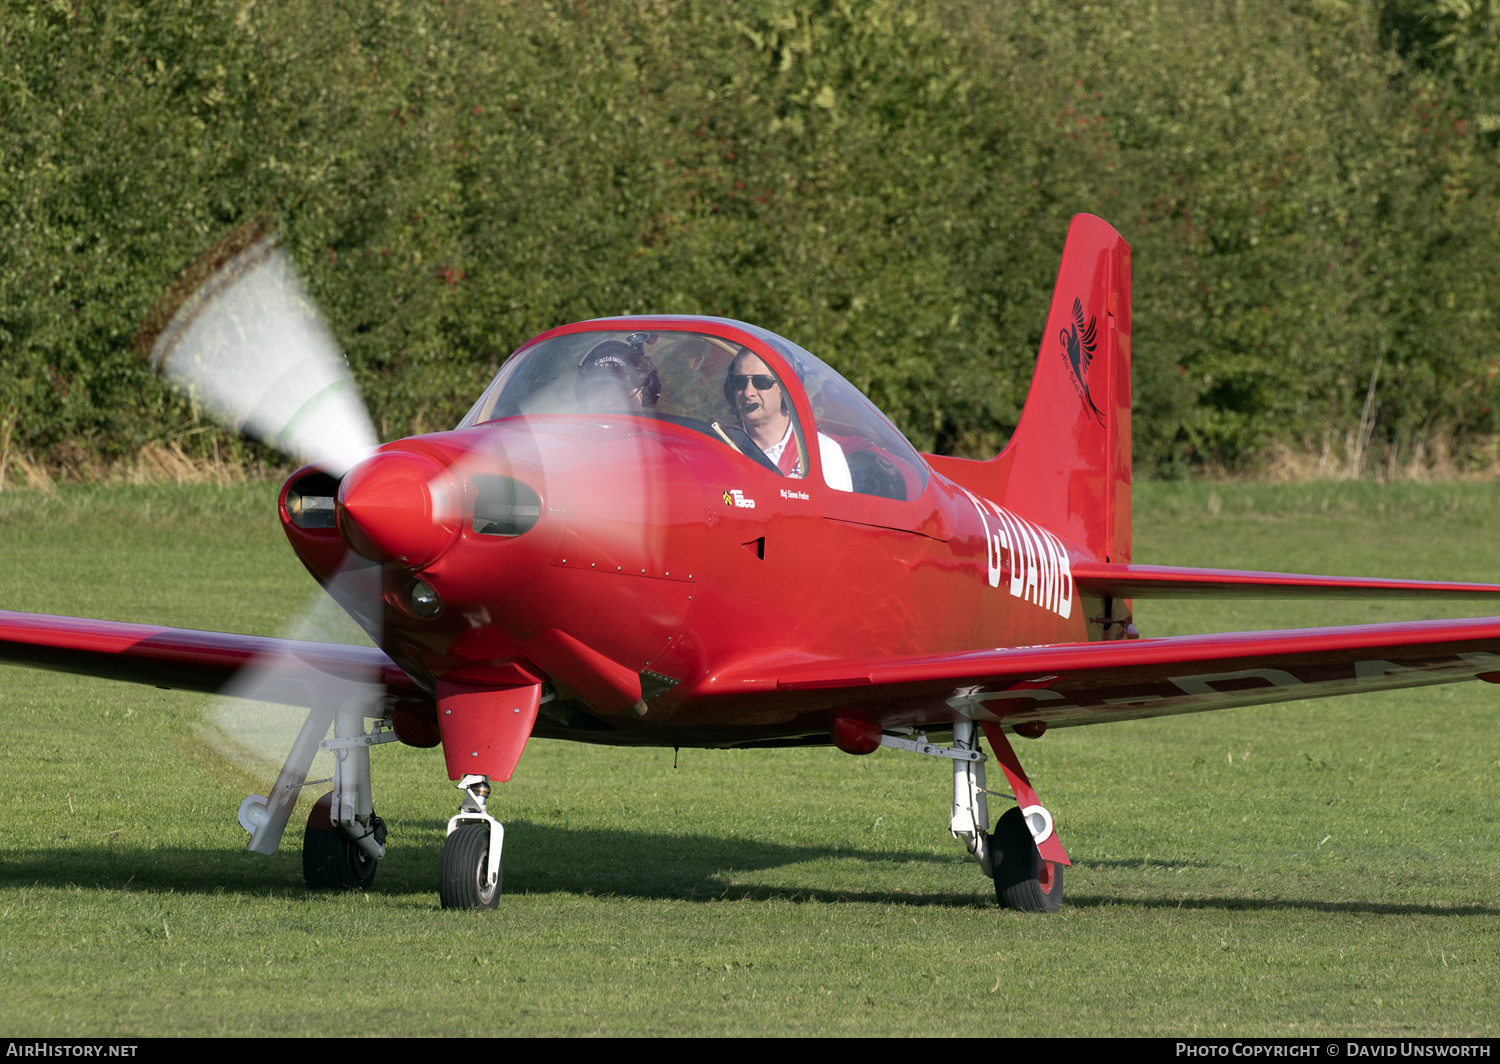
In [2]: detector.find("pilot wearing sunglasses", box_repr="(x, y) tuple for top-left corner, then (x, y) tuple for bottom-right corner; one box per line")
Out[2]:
(725, 352), (852, 491)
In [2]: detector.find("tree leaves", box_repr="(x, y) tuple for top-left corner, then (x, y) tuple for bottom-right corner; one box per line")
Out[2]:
(3, 0), (1498, 474)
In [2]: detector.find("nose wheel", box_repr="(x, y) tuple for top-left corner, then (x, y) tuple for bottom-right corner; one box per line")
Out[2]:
(440, 823), (502, 909)
(440, 775), (505, 910)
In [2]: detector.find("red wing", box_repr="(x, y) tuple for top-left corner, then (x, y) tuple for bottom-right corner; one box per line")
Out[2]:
(0, 609), (428, 709)
(1072, 561), (1500, 600)
(767, 617), (1500, 730)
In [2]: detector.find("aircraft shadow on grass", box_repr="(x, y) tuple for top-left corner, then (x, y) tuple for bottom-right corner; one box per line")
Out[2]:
(3, 821), (1495, 916)
(0, 820), (980, 908)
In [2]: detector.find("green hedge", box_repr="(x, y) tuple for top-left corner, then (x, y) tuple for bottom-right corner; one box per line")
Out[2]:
(5, 0), (1500, 475)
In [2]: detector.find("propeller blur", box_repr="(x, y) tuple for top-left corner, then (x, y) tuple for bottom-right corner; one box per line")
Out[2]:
(134, 220), (377, 476)
(5, 214), (1500, 911)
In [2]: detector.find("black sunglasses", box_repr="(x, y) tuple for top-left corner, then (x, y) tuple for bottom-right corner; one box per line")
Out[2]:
(729, 374), (778, 391)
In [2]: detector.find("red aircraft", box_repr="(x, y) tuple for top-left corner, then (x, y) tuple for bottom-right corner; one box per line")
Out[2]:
(5, 213), (1500, 912)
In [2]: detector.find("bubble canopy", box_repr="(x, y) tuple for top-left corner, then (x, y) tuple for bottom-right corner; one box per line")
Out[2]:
(459, 318), (929, 501)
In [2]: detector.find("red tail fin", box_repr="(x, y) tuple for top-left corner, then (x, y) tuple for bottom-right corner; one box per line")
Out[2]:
(929, 214), (1132, 562)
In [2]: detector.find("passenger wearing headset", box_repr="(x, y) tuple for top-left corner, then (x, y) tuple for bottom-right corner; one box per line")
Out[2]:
(725, 351), (853, 492)
(574, 335), (662, 412)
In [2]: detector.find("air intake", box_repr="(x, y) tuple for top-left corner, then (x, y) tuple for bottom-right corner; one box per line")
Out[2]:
(472, 476), (542, 537)
(286, 472), (340, 529)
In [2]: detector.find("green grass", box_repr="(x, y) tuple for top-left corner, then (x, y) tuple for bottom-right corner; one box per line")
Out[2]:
(2, 480), (1499, 1035)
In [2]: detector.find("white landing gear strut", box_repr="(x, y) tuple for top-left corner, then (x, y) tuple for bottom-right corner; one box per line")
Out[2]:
(873, 722), (995, 876)
(235, 702), (398, 889)
(948, 720), (994, 878)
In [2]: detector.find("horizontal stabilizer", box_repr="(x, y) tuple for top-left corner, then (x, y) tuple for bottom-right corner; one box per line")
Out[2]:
(1071, 562), (1500, 600)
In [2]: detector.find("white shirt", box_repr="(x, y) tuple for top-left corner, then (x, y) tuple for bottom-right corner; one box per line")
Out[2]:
(760, 422), (854, 492)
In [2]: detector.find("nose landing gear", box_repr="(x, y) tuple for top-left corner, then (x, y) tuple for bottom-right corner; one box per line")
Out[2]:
(439, 775), (504, 910)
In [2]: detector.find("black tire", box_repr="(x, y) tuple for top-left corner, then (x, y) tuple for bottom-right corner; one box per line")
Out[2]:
(302, 792), (381, 891)
(992, 806), (1063, 913)
(439, 822), (501, 910)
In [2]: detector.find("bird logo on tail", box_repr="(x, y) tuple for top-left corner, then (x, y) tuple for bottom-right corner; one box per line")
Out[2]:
(1059, 296), (1106, 425)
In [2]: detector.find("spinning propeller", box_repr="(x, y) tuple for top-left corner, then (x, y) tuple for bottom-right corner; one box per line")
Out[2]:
(136, 220), (378, 476)
(134, 220), (667, 776)
(136, 221), (391, 775)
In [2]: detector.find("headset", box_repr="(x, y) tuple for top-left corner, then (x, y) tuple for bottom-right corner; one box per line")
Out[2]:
(575, 332), (661, 408)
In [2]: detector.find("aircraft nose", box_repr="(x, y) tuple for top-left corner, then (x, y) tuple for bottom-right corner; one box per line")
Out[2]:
(336, 449), (462, 567)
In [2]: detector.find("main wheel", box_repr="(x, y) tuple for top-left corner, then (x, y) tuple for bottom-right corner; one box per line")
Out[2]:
(303, 792), (382, 891)
(992, 806), (1063, 912)
(439, 822), (501, 910)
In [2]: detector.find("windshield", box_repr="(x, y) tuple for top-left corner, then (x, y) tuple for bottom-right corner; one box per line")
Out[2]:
(756, 333), (930, 500)
(463, 321), (932, 500)
(458, 329), (812, 479)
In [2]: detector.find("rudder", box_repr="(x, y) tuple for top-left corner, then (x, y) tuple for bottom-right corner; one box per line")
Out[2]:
(928, 214), (1131, 563)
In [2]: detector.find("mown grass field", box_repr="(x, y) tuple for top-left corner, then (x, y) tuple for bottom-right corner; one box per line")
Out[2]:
(1, 479), (1498, 1036)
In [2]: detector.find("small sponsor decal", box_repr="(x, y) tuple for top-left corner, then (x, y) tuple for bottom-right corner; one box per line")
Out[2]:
(780, 488), (809, 500)
(724, 488), (756, 509)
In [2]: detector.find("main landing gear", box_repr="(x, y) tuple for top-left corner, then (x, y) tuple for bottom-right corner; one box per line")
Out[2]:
(991, 805), (1063, 913)
(868, 718), (1068, 912)
(236, 703), (397, 891)
(304, 791), (386, 890)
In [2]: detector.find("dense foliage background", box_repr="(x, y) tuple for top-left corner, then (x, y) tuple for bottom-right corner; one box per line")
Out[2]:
(6, 0), (1500, 476)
